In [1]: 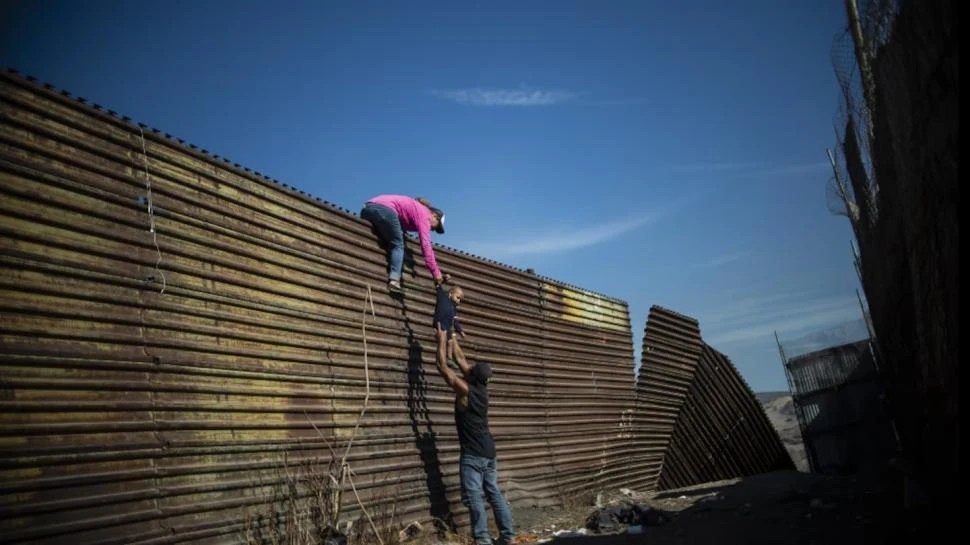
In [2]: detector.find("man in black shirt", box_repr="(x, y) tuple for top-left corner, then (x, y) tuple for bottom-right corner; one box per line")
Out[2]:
(434, 320), (516, 545)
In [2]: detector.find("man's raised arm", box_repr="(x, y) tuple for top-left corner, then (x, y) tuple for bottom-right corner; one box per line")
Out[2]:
(450, 336), (474, 377)
(435, 327), (468, 396)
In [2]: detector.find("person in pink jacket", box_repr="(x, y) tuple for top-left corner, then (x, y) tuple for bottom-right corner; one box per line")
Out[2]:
(360, 194), (447, 293)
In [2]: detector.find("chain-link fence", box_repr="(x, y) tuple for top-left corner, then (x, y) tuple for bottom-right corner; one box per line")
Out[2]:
(826, 0), (902, 230)
(775, 316), (870, 363)
(776, 320), (898, 475)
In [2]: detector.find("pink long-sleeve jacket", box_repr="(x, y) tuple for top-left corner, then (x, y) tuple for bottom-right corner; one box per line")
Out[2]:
(367, 194), (442, 279)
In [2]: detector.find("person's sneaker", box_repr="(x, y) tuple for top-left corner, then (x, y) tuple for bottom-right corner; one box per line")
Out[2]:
(387, 281), (404, 295)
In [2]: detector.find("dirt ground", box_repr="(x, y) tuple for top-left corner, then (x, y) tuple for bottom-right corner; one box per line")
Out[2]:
(405, 467), (919, 545)
(757, 392), (810, 472)
(513, 469), (914, 545)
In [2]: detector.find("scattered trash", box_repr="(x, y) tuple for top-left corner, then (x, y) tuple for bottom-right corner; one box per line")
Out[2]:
(620, 487), (636, 496)
(552, 528), (588, 538)
(585, 505), (671, 533)
(398, 521), (423, 542)
(678, 495), (688, 500)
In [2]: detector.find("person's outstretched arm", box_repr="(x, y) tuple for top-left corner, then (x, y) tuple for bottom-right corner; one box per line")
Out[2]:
(450, 336), (474, 377)
(435, 327), (468, 396)
(416, 222), (444, 283)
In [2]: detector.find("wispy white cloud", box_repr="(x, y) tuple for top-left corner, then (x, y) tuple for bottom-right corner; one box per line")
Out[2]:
(701, 290), (818, 326)
(431, 87), (577, 107)
(701, 252), (745, 268)
(468, 215), (655, 257)
(703, 294), (863, 347)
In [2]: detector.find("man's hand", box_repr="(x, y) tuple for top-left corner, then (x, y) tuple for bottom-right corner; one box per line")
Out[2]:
(435, 273), (452, 286)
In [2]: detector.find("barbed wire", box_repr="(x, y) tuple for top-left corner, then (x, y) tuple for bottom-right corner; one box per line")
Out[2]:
(827, 0), (900, 230)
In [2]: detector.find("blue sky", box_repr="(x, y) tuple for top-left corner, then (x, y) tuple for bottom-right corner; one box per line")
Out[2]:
(0, 1), (865, 392)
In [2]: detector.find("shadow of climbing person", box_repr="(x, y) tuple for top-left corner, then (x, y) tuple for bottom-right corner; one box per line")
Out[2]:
(402, 299), (457, 533)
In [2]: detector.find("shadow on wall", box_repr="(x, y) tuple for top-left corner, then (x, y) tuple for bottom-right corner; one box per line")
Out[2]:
(402, 298), (457, 533)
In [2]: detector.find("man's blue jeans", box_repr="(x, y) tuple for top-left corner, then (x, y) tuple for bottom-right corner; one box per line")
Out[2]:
(360, 203), (404, 281)
(460, 453), (515, 545)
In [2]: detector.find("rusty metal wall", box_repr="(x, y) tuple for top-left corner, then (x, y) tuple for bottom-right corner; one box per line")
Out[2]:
(629, 306), (792, 492)
(627, 306), (703, 492)
(658, 344), (794, 489)
(0, 70), (637, 544)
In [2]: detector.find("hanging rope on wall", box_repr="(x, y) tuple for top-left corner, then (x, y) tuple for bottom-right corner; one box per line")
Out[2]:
(138, 127), (167, 294)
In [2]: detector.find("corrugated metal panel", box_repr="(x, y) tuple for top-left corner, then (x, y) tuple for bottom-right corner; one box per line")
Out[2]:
(658, 344), (794, 490)
(627, 306), (792, 492)
(0, 70), (637, 543)
(626, 306), (703, 492)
